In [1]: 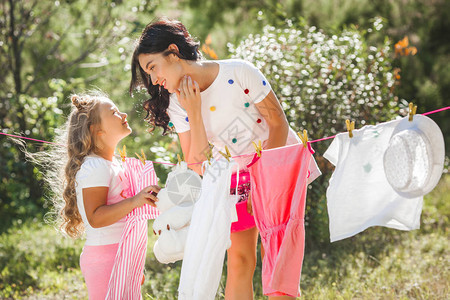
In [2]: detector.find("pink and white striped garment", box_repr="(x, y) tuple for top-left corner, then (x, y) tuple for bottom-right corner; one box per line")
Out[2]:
(106, 157), (159, 300)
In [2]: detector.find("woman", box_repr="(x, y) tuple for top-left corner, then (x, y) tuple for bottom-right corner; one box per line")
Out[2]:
(129, 17), (320, 299)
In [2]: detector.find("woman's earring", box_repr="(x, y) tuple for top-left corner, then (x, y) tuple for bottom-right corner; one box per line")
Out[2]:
(159, 86), (162, 96)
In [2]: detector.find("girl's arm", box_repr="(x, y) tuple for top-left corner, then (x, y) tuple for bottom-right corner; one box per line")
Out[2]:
(255, 90), (289, 149)
(82, 185), (160, 228)
(176, 76), (209, 175)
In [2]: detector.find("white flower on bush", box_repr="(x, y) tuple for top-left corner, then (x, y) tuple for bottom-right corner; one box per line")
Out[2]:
(229, 18), (400, 140)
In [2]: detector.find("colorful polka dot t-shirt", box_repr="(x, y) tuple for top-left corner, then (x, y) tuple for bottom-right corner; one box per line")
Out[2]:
(167, 59), (272, 157)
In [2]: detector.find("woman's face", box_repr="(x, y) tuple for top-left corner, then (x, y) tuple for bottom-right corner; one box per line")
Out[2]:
(138, 52), (183, 94)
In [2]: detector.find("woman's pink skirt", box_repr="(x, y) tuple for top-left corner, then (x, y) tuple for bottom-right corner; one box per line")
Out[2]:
(230, 171), (256, 233)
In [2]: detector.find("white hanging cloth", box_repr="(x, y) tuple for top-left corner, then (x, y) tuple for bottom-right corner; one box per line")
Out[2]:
(178, 157), (238, 300)
(323, 119), (423, 242)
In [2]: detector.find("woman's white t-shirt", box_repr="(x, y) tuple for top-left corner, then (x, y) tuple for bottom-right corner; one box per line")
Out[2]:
(75, 155), (127, 246)
(167, 59), (321, 181)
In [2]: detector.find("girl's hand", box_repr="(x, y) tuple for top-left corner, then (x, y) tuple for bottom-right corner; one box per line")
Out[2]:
(176, 76), (201, 117)
(132, 185), (161, 208)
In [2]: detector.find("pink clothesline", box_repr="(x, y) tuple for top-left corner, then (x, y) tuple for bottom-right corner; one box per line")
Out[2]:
(422, 106), (450, 116)
(2, 106), (449, 166)
(0, 132), (65, 147)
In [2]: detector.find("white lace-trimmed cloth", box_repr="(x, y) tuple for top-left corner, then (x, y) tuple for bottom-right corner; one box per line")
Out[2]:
(178, 158), (238, 300)
(106, 157), (159, 300)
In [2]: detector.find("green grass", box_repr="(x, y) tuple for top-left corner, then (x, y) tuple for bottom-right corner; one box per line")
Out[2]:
(1, 175), (448, 299)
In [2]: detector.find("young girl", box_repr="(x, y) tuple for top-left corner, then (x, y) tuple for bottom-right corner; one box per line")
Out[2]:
(51, 92), (160, 299)
(129, 18), (320, 299)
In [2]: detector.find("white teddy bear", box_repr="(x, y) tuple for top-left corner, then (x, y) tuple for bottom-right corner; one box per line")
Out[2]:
(153, 162), (202, 264)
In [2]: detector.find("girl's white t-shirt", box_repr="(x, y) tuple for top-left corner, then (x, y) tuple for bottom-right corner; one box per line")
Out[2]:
(75, 155), (127, 246)
(167, 59), (321, 181)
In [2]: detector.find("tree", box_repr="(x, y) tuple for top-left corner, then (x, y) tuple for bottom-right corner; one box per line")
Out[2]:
(0, 0), (145, 229)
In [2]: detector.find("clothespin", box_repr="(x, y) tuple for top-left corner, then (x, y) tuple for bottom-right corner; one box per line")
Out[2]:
(218, 145), (232, 162)
(204, 148), (213, 165)
(297, 129), (308, 148)
(177, 153), (183, 165)
(252, 141), (262, 157)
(135, 149), (146, 165)
(346, 119), (355, 138)
(408, 102), (417, 121)
(118, 145), (127, 162)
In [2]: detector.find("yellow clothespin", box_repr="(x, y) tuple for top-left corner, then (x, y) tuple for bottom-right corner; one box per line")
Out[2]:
(177, 153), (183, 165)
(208, 142), (215, 151)
(408, 102), (417, 121)
(252, 140), (262, 157)
(218, 145), (232, 162)
(135, 149), (146, 165)
(297, 129), (308, 148)
(118, 145), (127, 162)
(204, 148), (213, 165)
(346, 119), (355, 138)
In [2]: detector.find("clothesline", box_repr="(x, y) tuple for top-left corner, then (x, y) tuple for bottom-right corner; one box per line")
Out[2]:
(2, 106), (449, 167)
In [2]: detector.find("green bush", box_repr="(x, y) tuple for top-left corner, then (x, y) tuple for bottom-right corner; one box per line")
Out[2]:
(229, 18), (402, 243)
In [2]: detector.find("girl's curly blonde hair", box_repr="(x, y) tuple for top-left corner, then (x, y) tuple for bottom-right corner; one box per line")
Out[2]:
(58, 93), (107, 238)
(19, 91), (110, 238)
(39, 92), (108, 238)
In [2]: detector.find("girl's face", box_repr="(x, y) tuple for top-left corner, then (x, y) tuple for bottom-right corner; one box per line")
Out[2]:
(138, 51), (183, 94)
(97, 99), (132, 145)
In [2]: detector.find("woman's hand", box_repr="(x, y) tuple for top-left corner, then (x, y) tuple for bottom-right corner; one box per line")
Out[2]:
(132, 185), (161, 208)
(176, 75), (201, 117)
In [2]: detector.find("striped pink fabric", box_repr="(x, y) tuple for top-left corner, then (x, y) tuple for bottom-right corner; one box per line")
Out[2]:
(106, 158), (159, 300)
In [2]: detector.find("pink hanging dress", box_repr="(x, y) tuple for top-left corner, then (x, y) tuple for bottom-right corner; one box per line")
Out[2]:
(248, 143), (314, 297)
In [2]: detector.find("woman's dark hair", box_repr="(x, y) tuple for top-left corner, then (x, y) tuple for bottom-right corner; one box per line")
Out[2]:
(129, 17), (201, 135)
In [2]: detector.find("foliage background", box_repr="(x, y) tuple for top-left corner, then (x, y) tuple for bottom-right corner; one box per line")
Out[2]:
(0, 0), (448, 298)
